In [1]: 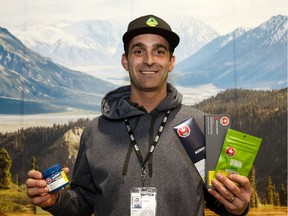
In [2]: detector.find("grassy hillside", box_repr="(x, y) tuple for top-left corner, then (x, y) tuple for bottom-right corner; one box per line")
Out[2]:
(0, 184), (32, 213)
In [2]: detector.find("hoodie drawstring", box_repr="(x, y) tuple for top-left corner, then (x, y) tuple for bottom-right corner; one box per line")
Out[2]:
(148, 110), (158, 178)
(122, 110), (170, 185)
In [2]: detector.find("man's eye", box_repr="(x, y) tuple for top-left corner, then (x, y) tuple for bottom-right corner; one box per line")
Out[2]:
(133, 50), (144, 55)
(155, 50), (165, 55)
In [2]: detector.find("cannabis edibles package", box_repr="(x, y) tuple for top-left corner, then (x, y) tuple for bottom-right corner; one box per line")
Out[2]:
(174, 117), (206, 181)
(210, 128), (262, 186)
(205, 114), (230, 188)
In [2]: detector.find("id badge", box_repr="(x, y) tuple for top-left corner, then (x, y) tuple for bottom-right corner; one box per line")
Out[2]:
(130, 187), (157, 216)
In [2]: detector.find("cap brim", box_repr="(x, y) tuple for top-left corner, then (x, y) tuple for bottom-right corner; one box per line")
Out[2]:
(122, 27), (180, 49)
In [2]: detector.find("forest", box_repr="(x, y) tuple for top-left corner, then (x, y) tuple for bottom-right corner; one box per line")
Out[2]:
(193, 88), (287, 206)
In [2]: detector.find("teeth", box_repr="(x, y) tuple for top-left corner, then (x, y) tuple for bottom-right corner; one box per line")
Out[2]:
(142, 71), (155, 74)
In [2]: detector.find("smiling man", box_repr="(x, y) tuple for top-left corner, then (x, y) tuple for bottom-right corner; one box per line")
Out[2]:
(26, 15), (252, 216)
(122, 33), (175, 112)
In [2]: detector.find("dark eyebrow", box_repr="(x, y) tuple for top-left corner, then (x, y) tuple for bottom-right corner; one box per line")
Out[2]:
(154, 43), (169, 51)
(130, 42), (168, 51)
(131, 42), (146, 50)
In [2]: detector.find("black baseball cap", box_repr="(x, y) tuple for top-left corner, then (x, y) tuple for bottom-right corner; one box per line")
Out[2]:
(122, 15), (180, 50)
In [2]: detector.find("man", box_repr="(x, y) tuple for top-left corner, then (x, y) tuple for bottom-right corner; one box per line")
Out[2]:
(26, 15), (252, 215)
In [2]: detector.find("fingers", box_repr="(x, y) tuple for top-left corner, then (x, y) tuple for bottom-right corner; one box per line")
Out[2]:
(214, 173), (240, 197)
(26, 177), (47, 189)
(26, 170), (49, 201)
(27, 169), (43, 179)
(26, 169), (60, 208)
(228, 173), (252, 192)
(26, 170), (46, 191)
(208, 188), (237, 208)
(26, 181), (49, 197)
(29, 193), (52, 205)
(28, 190), (59, 208)
(62, 167), (70, 175)
(209, 173), (237, 203)
(225, 173), (253, 203)
(208, 172), (251, 215)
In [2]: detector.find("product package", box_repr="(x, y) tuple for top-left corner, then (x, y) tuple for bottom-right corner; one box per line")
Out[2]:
(174, 117), (206, 181)
(42, 164), (69, 193)
(205, 114), (231, 188)
(210, 128), (262, 187)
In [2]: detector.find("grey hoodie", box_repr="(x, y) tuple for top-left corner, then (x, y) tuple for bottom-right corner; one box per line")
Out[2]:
(47, 83), (248, 216)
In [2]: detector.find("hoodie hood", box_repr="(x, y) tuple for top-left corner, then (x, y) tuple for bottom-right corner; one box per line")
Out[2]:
(101, 83), (183, 120)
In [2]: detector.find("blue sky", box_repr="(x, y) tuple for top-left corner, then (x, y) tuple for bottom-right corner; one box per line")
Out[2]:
(0, 0), (287, 34)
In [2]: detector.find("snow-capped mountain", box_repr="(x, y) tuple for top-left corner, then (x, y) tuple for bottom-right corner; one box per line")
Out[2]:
(9, 19), (124, 67)
(0, 27), (116, 113)
(8, 16), (219, 68)
(170, 16), (219, 61)
(174, 15), (287, 89)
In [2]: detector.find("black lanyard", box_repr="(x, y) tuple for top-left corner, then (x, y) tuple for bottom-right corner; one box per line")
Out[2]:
(123, 110), (170, 186)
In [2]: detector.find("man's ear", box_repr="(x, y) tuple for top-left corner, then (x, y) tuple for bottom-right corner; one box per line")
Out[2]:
(121, 53), (129, 71)
(168, 55), (176, 72)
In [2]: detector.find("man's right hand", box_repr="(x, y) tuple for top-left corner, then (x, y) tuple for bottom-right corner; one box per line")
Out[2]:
(26, 167), (69, 208)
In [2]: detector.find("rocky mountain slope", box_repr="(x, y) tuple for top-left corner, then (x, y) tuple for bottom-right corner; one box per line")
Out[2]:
(0, 27), (116, 113)
(174, 15), (287, 89)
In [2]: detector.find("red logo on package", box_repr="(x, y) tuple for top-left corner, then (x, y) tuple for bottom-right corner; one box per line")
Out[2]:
(177, 125), (190, 138)
(220, 116), (229, 126)
(226, 147), (236, 156)
(46, 178), (52, 184)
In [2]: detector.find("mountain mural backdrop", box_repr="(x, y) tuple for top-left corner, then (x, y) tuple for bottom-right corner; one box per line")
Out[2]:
(6, 15), (288, 91)
(0, 27), (116, 114)
(9, 16), (219, 67)
(0, 15), (287, 115)
(0, 14), (286, 213)
(173, 15), (287, 89)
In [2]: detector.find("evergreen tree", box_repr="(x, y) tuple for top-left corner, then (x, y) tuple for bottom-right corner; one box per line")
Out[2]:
(262, 198), (267, 205)
(0, 148), (12, 189)
(266, 176), (274, 205)
(248, 167), (259, 207)
(280, 184), (287, 206)
(15, 174), (19, 186)
(274, 191), (280, 206)
(31, 156), (38, 171)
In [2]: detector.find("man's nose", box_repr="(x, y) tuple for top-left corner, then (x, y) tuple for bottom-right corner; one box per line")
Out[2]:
(143, 53), (154, 65)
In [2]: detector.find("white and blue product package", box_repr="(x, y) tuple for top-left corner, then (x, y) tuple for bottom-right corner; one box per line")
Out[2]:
(42, 164), (69, 193)
(174, 117), (206, 182)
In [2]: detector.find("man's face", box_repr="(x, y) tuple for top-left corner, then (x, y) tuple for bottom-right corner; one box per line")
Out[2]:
(122, 34), (175, 93)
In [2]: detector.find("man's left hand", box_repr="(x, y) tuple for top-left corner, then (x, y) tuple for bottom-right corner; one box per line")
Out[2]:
(208, 172), (252, 215)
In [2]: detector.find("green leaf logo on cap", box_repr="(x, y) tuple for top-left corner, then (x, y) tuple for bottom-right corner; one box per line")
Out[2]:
(146, 17), (158, 27)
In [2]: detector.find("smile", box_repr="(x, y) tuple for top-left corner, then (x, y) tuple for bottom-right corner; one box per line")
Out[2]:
(140, 71), (157, 74)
